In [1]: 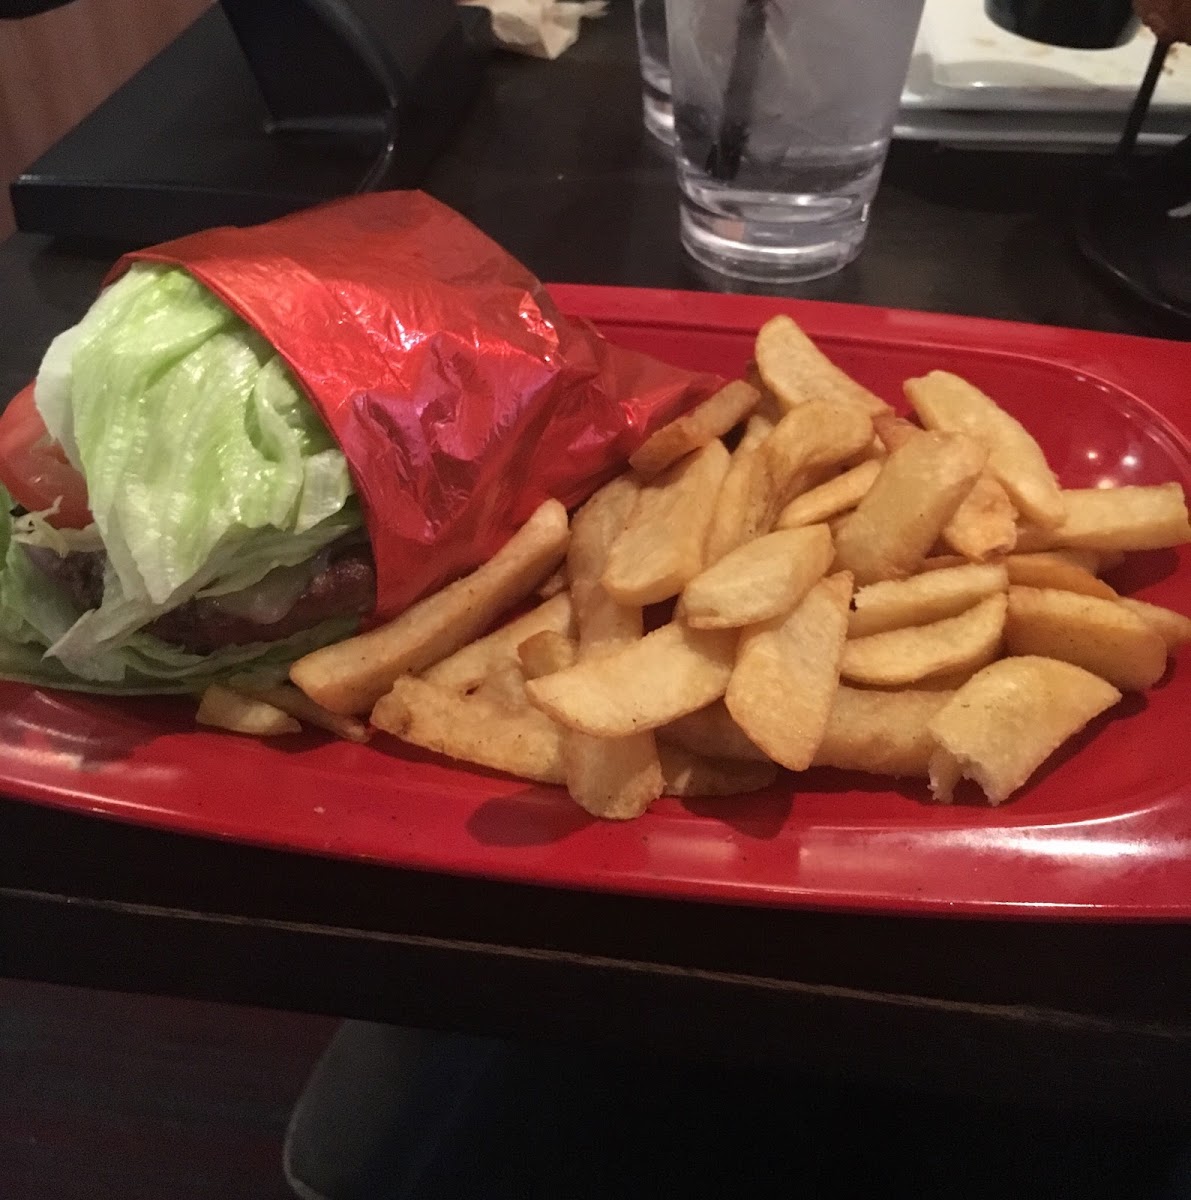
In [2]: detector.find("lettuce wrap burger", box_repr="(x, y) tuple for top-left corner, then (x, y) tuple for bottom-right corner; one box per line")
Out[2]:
(0, 194), (714, 693)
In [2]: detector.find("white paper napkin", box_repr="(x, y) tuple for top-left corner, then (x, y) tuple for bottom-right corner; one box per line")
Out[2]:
(463, 0), (607, 60)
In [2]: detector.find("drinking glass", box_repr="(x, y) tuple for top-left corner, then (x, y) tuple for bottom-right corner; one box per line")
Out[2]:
(667, 0), (926, 283)
(633, 0), (674, 145)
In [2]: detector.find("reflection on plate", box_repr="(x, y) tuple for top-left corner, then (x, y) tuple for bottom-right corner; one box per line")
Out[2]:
(1, 287), (1190, 919)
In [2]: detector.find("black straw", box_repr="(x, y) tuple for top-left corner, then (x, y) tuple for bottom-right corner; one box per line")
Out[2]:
(1115, 39), (1171, 165)
(706, 0), (768, 182)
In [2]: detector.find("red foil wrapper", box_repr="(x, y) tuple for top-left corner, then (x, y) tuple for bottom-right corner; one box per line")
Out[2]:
(111, 192), (719, 622)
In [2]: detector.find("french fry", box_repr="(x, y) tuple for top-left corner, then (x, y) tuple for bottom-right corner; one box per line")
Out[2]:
(1116, 597), (1191, 651)
(876, 414), (1018, 561)
(743, 360), (785, 424)
(629, 379), (759, 479)
(471, 661), (529, 710)
(526, 621), (737, 738)
(844, 435), (888, 466)
(537, 568), (568, 599)
(917, 554), (970, 572)
(906, 663), (994, 691)
(564, 495), (669, 817)
(1003, 553), (1118, 600)
(1018, 485), (1191, 553)
(562, 729), (665, 819)
(813, 686), (954, 778)
(847, 563), (1008, 638)
(841, 593), (1007, 687)
(682, 525), (834, 630)
(236, 682), (371, 743)
(941, 473), (1018, 561)
(832, 431), (987, 584)
(372, 676), (565, 783)
(1005, 586), (1168, 691)
(872, 413), (918, 452)
(754, 314), (889, 417)
(517, 629), (578, 679)
(927, 656), (1121, 805)
(518, 626), (663, 820)
(1017, 548), (1106, 574)
(274, 321), (1190, 814)
(776, 460), (881, 529)
(292, 499), (570, 714)
(1092, 550), (1127, 575)
(657, 742), (778, 797)
(725, 572), (852, 771)
(904, 370), (1065, 529)
(703, 418), (776, 563)
(660, 701), (769, 763)
(602, 439), (730, 605)
(567, 476), (642, 616)
(738, 412), (777, 453)
(761, 399), (874, 509)
(197, 684), (301, 737)
(422, 592), (575, 693)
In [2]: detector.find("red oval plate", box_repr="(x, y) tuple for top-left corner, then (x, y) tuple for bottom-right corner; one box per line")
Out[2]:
(1, 286), (1189, 920)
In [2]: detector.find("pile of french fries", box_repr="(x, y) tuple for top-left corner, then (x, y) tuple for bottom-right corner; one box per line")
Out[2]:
(199, 315), (1191, 816)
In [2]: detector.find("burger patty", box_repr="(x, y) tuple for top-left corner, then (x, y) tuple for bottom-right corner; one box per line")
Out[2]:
(24, 542), (375, 655)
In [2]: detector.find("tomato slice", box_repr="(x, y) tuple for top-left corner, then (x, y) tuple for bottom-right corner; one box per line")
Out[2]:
(0, 384), (92, 528)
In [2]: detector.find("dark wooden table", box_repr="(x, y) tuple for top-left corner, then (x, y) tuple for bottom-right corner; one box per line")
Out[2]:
(1, 1), (1189, 1116)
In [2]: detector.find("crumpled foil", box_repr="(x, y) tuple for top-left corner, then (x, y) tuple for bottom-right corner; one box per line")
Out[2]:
(113, 192), (719, 622)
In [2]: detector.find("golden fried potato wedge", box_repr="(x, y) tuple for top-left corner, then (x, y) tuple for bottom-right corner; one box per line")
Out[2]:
(1003, 553), (1118, 600)
(904, 371), (1065, 529)
(602, 439), (730, 605)
(917, 554), (970, 572)
(526, 621), (736, 737)
(725, 572), (852, 771)
(656, 742), (778, 797)
(832, 431), (988, 584)
(1017, 485), (1191, 553)
(941, 472), (1018, 561)
(659, 701), (769, 763)
(743, 360), (785, 424)
(1005, 586), (1168, 690)
(423, 592), (575, 693)
(521, 612), (665, 821)
(762, 399), (874, 509)
(567, 475), (642, 616)
(517, 629), (577, 679)
(738, 412), (777, 451)
(536, 568), (568, 599)
(682, 525), (834, 630)
(373, 676), (564, 783)
(872, 415), (1017, 560)
(754, 315), (889, 417)
(776, 460), (881, 529)
(562, 729), (664, 819)
(703, 433), (774, 564)
(812, 686), (954, 778)
(197, 684), (302, 737)
(841, 592), (1007, 686)
(629, 379), (759, 479)
(1117, 597), (1191, 651)
(291, 499), (570, 715)
(574, 603), (664, 821)
(230, 682), (370, 742)
(847, 563), (1008, 638)
(927, 656), (1121, 805)
(471, 661), (529, 711)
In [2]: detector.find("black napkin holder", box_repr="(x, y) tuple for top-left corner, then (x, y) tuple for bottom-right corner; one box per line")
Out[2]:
(10, 0), (492, 245)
